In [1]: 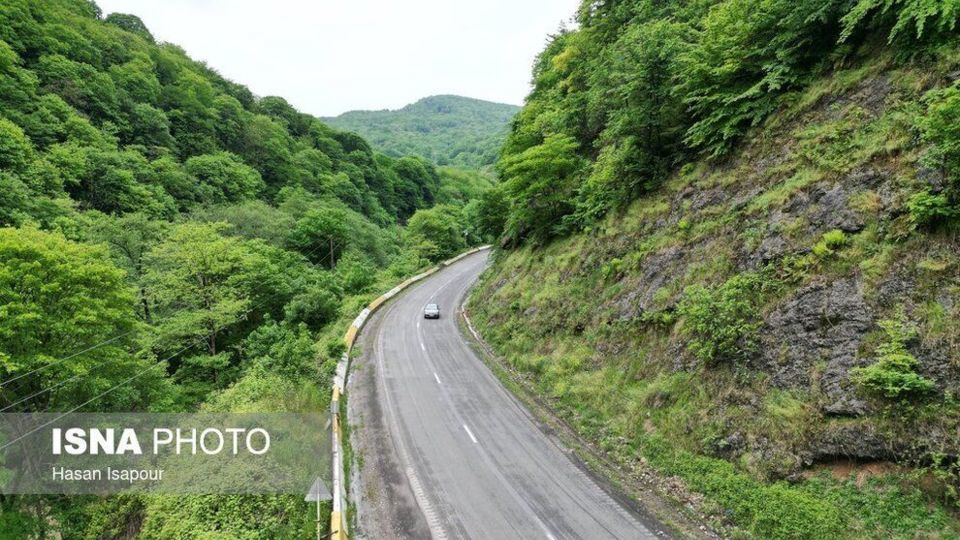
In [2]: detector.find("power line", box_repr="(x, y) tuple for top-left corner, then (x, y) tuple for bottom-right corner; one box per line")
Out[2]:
(0, 329), (138, 389)
(0, 228), (344, 412)
(0, 339), (196, 452)
(0, 227), (337, 389)
(0, 346), (151, 413)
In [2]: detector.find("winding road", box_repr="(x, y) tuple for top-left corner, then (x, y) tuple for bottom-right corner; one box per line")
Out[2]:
(348, 250), (662, 539)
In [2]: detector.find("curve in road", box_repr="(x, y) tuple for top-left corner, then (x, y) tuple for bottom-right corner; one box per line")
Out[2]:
(349, 251), (662, 539)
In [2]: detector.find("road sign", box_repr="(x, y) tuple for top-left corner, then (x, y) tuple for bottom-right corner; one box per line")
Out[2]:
(305, 476), (332, 502)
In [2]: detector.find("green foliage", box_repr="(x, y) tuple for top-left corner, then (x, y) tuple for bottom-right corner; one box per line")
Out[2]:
(812, 229), (849, 258)
(678, 272), (766, 365)
(334, 253), (377, 294)
(285, 205), (350, 267)
(0, 2), (487, 536)
(921, 82), (960, 177)
(104, 13), (154, 42)
(496, 0), (960, 244)
(913, 81), (960, 227)
(284, 273), (342, 330)
(850, 311), (936, 400)
(469, 184), (509, 242)
(679, 0), (839, 157)
(82, 211), (167, 322)
(0, 0), (447, 226)
(841, 0), (960, 43)
(0, 116), (34, 174)
(435, 167), (495, 206)
(0, 227), (170, 411)
(907, 189), (959, 228)
(193, 200), (295, 247)
(185, 151), (264, 203)
(144, 222), (257, 355)
(643, 437), (845, 539)
(138, 495), (313, 539)
(242, 319), (320, 381)
(325, 95), (519, 168)
(498, 134), (586, 244)
(406, 204), (468, 261)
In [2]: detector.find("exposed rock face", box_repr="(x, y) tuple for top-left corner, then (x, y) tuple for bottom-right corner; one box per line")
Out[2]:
(805, 182), (866, 234)
(760, 277), (873, 415)
(809, 422), (905, 462)
(615, 245), (686, 320)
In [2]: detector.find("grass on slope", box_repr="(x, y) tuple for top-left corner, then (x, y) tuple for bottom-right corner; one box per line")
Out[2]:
(471, 51), (960, 539)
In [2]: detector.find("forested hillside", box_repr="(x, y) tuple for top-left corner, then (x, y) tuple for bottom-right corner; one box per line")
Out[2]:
(324, 95), (519, 168)
(0, 0), (488, 536)
(473, 0), (960, 537)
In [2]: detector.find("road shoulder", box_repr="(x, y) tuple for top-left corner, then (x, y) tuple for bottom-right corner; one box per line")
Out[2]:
(347, 300), (432, 540)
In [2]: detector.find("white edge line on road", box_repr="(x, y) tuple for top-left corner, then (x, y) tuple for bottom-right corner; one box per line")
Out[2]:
(433, 372), (441, 385)
(462, 424), (478, 444)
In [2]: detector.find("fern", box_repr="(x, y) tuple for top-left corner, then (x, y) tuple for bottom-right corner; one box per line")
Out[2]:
(850, 311), (936, 400)
(841, 0), (960, 43)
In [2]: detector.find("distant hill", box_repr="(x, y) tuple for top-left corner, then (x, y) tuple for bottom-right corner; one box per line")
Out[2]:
(325, 95), (519, 168)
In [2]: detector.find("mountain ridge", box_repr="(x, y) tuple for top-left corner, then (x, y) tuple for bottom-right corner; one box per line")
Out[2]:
(328, 94), (519, 116)
(324, 94), (519, 168)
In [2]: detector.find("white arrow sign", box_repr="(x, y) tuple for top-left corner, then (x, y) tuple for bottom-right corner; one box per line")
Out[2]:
(305, 476), (332, 502)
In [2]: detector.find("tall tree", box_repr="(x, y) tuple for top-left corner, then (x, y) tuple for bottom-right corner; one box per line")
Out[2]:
(145, 223), (257, 356)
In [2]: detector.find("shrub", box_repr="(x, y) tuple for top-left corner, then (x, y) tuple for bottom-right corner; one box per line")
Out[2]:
(677, 272), (766, 365)
(242, 319), (319, 381)
(284, 286), (340, 330)
(911, 82), (960, 228)
(405, 204), (466, 261)
(642, 437), (846, 539)
(850, 311), (936, 400)
(908, 190), (959, 228)
(812, 229), (849, 258)
(841, 0), (960, 44)
(335, 253), (376, 294)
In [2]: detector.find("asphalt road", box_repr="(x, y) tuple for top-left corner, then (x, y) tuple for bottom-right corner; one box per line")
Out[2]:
(349, 250), (661, 539)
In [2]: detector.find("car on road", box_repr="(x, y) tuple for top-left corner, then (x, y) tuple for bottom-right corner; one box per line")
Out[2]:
(424, 303), (440, 319)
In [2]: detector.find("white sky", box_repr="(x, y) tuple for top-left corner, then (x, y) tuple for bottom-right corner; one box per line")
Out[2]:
(95, 0), (579, 117)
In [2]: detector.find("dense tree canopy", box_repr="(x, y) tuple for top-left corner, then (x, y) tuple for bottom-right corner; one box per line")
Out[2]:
(325, 95), (519, 168)
(0, 226), (170, 412)
(0, 0), (454, 228)
(0, 2), (491, 535)
(495, 0), (960, 245)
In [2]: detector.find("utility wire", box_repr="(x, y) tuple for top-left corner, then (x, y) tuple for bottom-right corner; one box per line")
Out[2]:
(0, 329), (138, 389)
(0, 229), (338, 389)
(0, 338), (200, 452)
(0, 231), (343, 412)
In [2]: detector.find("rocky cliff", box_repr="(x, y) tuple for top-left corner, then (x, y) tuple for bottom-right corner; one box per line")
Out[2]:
(471, 54), (960, 536)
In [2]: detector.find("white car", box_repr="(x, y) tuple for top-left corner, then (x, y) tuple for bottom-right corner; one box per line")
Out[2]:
(424, 303), (440, 319)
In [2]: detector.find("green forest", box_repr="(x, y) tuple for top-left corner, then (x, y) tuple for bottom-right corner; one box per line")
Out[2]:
(4, 0), (960, 537)
(482, 0), (960, 244)
(470, 0), (960, 537)
(0, 0), (491, 536)
(324, 95), (519, 169)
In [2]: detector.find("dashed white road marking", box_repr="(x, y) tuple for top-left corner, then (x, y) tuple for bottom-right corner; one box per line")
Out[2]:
(433, 372), (442, 385)
(462, 424), (478, 444)
(420, 342), (426, 352)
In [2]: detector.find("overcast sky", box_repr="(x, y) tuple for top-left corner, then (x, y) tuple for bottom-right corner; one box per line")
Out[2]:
(95, 0), (579, 117)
